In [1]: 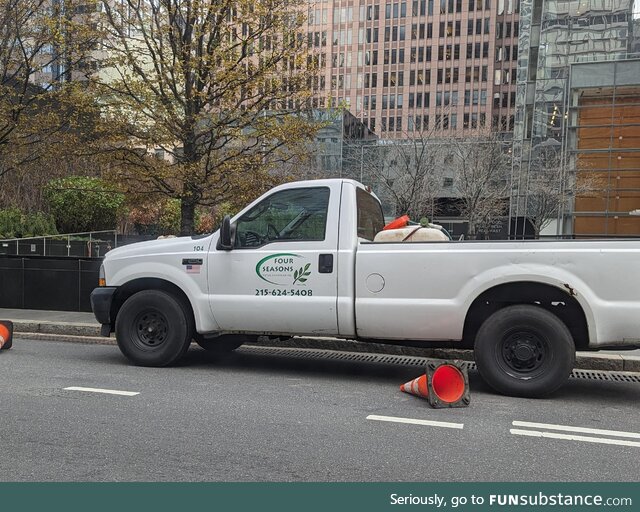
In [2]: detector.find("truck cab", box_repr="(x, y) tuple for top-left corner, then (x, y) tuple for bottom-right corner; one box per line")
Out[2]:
(208, 179), (375, 338)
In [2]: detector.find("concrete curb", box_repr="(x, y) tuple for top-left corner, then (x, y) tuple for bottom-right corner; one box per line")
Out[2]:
(13, 320), (102, 337)
(13, 322), (640, 373)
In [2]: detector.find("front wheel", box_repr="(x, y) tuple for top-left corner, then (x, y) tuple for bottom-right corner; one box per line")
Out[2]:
(474, 305), (575, 398)
(115, 290), (193, 367)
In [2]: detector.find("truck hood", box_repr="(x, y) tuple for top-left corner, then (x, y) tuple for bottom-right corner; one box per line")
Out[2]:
(105, 234), (215, 262)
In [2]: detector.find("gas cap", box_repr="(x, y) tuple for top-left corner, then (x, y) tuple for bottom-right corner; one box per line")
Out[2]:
(366, 273), (385, 293)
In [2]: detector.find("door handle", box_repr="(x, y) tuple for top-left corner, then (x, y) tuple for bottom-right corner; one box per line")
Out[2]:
(318, 254), (333, 273)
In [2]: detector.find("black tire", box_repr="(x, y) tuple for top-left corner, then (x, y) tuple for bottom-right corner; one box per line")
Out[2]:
(474, 305), (575, 398)
(194, 334), (252, 354)
(115, 289), (193, 367)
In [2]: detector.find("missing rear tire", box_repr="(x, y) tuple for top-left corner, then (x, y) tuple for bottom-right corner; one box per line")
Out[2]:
(194, 334), (254, 354)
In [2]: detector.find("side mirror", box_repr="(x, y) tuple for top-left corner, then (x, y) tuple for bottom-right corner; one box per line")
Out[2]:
(217, 215), (235, 251)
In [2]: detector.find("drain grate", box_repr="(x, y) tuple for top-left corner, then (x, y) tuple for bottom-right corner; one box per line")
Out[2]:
(240, 345), (476, 370)
(570, 369), (640, 383)
(239, 345), (638, 382)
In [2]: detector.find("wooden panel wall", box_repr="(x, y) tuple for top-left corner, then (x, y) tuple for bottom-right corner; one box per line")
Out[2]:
(573, 94), (640, 236)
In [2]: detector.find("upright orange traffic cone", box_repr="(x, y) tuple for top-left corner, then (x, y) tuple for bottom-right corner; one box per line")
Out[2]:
(400, 360), (470, 408)
(0, 321), (13, 350)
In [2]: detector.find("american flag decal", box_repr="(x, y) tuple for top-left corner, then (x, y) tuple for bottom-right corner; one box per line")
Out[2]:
(182, 258), (203, 274)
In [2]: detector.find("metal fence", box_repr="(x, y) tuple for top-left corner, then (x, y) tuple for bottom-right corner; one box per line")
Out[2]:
(0, 255), (101, 312)
(0, 230), (118, 258)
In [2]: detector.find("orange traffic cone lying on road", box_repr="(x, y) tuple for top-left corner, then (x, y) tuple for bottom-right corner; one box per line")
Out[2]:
(400, 374), (429, 398)
(0, 320), (13, 350)
(400, 360), (470, 408)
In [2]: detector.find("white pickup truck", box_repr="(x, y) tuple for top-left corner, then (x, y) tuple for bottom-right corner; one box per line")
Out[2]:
(91, 178), (640, 397)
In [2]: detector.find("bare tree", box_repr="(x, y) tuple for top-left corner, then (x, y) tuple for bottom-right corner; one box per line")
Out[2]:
(451, 135), (511, 239)
(0, 0), (107, 217)
(524, 143), (605, 238)
(345, 122), (447, 221)
(0, 0), (54, 170)
(95, 0), (321, 234)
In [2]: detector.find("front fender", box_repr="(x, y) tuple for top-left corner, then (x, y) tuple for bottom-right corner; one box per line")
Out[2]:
(109, 261), (220, 334)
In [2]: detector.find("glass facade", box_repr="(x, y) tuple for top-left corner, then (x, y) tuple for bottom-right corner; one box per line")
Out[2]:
(308, 109), (378, 178)
(511, 0), (640, 237)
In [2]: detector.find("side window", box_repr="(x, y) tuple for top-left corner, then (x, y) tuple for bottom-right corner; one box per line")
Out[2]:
(356, 188), (385, 241)
(235, 187), (330, 248)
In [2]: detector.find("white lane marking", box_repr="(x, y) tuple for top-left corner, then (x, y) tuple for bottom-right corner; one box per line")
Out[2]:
(64, 386), (139, 397)
(367, 414), (463, 430)
(512, 421), (640, 439)
(510, 429), (640, 448)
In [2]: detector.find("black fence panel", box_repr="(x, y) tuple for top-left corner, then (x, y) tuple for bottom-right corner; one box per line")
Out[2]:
(0, 258), (24, 309)
(80, 259), (102, 312)
(0, 256), (101, 312)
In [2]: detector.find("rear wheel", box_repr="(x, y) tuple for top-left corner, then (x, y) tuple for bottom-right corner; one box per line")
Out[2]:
(115, 290), (193, 367)
(474, 305), (575, 397)
(194, 334), (253, 354)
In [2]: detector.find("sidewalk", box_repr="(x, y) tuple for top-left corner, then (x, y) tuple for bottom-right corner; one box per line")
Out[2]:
(2, 308), (639, 373)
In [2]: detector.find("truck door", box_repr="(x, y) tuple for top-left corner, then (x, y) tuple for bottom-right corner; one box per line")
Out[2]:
(208, 183), (340, 335)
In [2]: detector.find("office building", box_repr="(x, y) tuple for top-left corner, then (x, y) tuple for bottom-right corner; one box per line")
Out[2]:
(306, 0), (521, 138)
(511, 0), (640, 237)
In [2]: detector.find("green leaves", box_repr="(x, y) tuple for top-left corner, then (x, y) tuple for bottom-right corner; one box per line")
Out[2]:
(0, 208), (57, 238)
(44, 176), (126, 233)
(293, 263), (310, 284)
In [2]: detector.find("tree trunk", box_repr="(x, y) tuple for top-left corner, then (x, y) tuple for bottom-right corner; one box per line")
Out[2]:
(534, 225), (541, 240)
(180, 136), (198, 236)
(180, 195), (196, 236)
(467, 216), (476, 240)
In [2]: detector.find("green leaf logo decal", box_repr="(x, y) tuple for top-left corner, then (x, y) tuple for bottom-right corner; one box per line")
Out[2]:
(256, 253), (310, 286)
(293, 263), (311, 285)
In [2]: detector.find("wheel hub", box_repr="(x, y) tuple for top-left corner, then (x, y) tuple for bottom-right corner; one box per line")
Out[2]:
(135, 311), (168, 348)
(514, 343), (535, 361)
(502, 331), (546, 373)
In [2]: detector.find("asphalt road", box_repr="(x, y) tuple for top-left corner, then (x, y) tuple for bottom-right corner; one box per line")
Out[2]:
(1, 339), (638, 482)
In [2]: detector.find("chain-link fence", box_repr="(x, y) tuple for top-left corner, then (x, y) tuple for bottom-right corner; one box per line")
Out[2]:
(0, 231), (118, 258)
